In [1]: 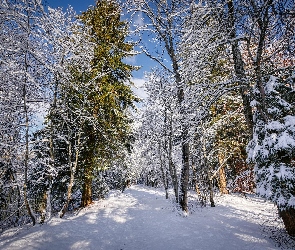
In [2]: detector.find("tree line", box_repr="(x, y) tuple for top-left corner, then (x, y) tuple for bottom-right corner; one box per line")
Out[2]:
(0, 0), (137, 229)
(129, 0), (295, 236)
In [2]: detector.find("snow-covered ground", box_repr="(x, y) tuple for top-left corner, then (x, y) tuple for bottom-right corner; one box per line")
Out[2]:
(1, 185), (294, 250)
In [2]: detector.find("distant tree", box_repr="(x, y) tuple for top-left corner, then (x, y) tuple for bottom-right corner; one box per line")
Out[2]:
(127, 0), (194, 212)
(138, 69), (179, 200)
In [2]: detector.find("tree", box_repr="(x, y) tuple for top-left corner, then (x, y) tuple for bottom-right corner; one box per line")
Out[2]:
(43, 5), (94, 219)
(248, 75), (295, 236)
(78, 0), (138, 207)
(0, 0), (53, 226)
(127, 0), (193, 212)
(179, 1), (249, 201)
(138, 68), (180, 200)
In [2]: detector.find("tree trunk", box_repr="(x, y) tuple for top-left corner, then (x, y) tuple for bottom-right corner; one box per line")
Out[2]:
(39, 192), (47, 224)
(279, 207), (295, 237)
(174, 51), (190, 212)
(159, 141), (169, 199)
(218, 166), (229, 194)
(166, 110), (179, 202)
(60, 132), (81, 217)
(81, 174), (92, 207)
(209, 178), (215, 207)
(218, 153), (229, 194)
(179, 140), (190, 212)
(81, 155), (93, 208)
(23, 71), (36, 226)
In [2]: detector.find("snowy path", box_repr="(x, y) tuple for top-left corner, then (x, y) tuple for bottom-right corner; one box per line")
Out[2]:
(0, 185), (290, 250)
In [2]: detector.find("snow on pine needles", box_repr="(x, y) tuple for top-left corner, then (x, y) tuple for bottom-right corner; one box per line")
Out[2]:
(0, 185), (294, 250)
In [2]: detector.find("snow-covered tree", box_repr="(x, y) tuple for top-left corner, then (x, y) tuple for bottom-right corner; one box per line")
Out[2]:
(0, 0), (53, 226)
(137, 69), (180, 201)
(248, 75), (295, 236)
(127, 0), (195, 212)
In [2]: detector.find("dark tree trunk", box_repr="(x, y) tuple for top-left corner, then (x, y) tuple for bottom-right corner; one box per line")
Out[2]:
(81, 176), (92, 207)
(179, 140), (190, 212)
(279, 207), (295, 237)
(209, 178), (215, 207)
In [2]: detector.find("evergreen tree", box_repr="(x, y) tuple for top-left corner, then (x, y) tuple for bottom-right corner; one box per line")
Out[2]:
(78, 0), (138, 207)
(247, 75), (295, 236)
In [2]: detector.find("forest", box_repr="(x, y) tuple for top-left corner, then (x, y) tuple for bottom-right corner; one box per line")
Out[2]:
(1, 0), (295, 240)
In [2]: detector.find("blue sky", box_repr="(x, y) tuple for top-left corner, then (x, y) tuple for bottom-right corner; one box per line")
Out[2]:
(44, 0), (94, 14)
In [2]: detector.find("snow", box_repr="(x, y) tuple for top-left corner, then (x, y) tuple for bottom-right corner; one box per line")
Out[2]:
(0, 185), (293, 250)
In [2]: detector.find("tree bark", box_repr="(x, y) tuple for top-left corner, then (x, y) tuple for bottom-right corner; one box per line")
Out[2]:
(218, 166), (229, 195)
(179, 138), (190, 212)
(81, 152), (93, 207)
(218, 153), (229, 194)
(159, 141), (169, 199)
(279, 207), (295, 237)
(60, 132), (81, 217)
(23, 29), (36, 225)
(81, 173), (92, 207)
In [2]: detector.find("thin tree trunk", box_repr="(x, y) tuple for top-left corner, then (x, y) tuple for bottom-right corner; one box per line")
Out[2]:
(16, 182), (21, 226)
(172, 47), (190, 212)
(22, 14), (36, 224)
(159, 141), (169, 199)
(209, 177), (215, 207)
(179, 138), (190, 212)
(23, 83), (36, 226)
(60, 132), (81, 217)
(218, 153), (229, 194)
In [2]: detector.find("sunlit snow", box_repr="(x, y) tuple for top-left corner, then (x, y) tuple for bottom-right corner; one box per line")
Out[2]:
(0, 185), (290, 250)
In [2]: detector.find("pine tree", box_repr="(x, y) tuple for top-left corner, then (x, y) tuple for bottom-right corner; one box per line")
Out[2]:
(78, 0), (138, 207)
(247, 75), (295, 236)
